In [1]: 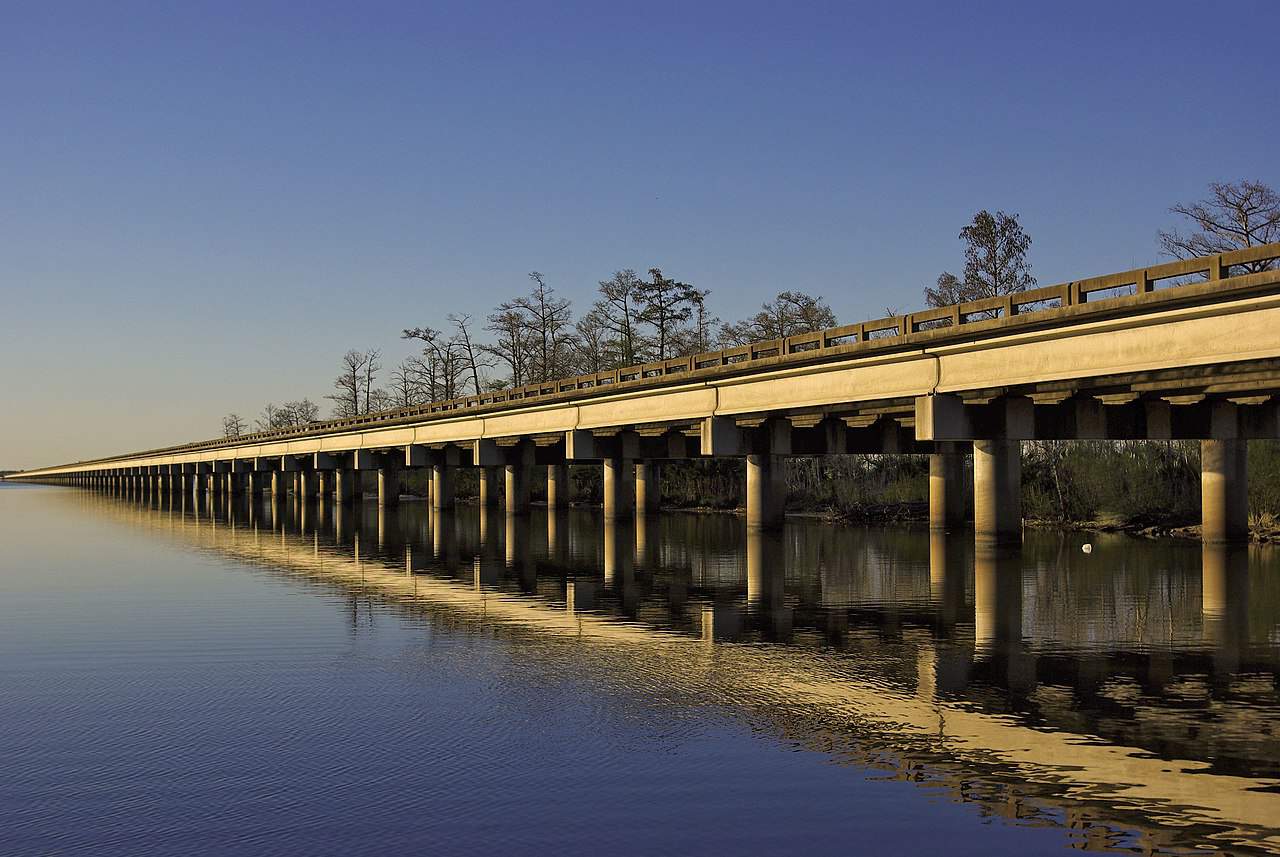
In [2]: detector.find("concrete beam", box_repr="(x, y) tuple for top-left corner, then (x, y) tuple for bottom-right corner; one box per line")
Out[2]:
(565, 430), (596, 460)
(701, 416), (742, 456)
(916, 394), (1033, 442)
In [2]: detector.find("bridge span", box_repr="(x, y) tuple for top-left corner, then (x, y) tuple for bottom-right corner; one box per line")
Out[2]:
(11, 242), (1280, 544)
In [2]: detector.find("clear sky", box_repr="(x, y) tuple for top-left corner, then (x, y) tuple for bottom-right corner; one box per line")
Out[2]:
(3, 1), (1277, 469)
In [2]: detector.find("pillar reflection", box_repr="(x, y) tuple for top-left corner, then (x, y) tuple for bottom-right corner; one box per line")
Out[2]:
(1201, 543), (1251, 675)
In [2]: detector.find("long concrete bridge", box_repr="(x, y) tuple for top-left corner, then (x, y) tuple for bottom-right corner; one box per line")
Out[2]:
(11, 242), (1280, 544)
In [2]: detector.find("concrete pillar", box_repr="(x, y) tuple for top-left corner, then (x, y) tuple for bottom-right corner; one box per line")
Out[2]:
(1201, 439), (1248, 544)
(505, 461), (531, 515)
(973, 440), (1021, 545)
(478, 467), (498, 508)
(334, 469), (353, 502)
(635, 461), (660, 514)
(271, 471), (284, 501)
(246, 471), (257, 497)
(298, 470), (311, 498)
(603, 456), (634, 519)
(378, 468), (400, 507)
(929, 442), (966, 531)
(316, 470), (328, 498)
(745, 454), (785, 530)
(206, 473), (216, 496)
(432, 464), (455, 510)
(546, 464), (569, 509)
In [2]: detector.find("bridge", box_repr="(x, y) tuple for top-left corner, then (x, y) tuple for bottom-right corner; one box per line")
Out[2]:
(11, 242), (1280, 544)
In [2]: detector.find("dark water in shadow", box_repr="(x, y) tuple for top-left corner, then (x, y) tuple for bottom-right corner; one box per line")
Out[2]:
(2, 482), (1278, 855)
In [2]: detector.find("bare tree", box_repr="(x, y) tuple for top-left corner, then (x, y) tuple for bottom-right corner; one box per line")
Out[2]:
(255, 403), (280, 433)
(924, 210), (1035, 309)
(222, 413), (246, 439)
(361, 348), (383, 413)
(572, 307), (617, 373)
(721, 291), (835, 346)
(512, 272), (574, 381)
(450, 313), (488, 395)
(484, 306), (532, 388)
(257, 399), (321, 431)
(327, 350), (368, 418)
(635, 267), (707, 362)
(281, 398), (319, 426)
(1159, 180), (1280, 272)
(388, 359), (428, 408)
(594, 270), (644, 366)
(402, 327), (467, 400)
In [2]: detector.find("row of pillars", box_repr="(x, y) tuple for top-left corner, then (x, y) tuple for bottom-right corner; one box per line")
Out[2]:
(29, 436), (1253, 545)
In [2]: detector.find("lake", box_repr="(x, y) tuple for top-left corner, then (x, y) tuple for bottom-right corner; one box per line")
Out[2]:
(2, 482), (1278, 855)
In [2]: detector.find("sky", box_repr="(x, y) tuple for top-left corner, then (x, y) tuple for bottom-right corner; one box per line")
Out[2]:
(2, 0), (1277, 469)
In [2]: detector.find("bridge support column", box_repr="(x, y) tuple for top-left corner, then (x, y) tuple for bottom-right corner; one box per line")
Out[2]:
(316, 470), (328, 498)
(298, 470), (311, 499)
(432, 464), (455, 510)
(929, 442), (967, 531)
(271, 471), (285, 501)
(505, 460), (531, 515)
(334, 469), (353, 502)
(378, 468), (400, 508)
(746, 454), (786, 530)
(478, 467), (498, 508)
(603, 456), (634, 519)
(973, 440), (1021, 545)
(546, 464), (569, 509)
(635, 461), (660, 514)
(1202, 439), (1248, 544)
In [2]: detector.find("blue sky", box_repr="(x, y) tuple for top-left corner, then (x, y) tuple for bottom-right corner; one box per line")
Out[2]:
(3, 1), (1277, 468)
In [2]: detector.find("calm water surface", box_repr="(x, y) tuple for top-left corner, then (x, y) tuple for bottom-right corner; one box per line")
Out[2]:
(2, 482), (1279, 855)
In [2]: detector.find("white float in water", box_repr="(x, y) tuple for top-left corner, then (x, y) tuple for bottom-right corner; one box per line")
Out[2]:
(1081, 543), (1093, 554)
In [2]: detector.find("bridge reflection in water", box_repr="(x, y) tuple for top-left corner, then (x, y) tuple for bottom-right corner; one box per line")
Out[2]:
(76, 489), (1280, 855)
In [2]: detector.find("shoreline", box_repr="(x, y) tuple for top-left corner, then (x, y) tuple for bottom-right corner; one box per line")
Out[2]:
(398, 493), (1280, 544)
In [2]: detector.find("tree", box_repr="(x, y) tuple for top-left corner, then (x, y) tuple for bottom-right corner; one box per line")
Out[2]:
(573, 306), (617, 374)
(255, 403), (280, 433)
(635, 267), (707, 362)
(361, 348), (383, 413)
(924, 210), (1036, 308)
(484, 306), (533, 388)
(721, 291), (836, 346)
(450, 313), (488, 395)
(281, 398), (319, 426)
(222, 413), (246, 439)
(512, 272), (574, 382)
(402, 326), (468, 400)
(257, 399), (320, 431)
(326, 349), (381, 417)
(594, 270), (644, 366)
(1159, 180), (1280, 272)
(388, 359), (428, 409)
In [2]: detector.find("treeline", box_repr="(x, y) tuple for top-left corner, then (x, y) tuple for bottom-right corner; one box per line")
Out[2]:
(223, 271), (839, 432)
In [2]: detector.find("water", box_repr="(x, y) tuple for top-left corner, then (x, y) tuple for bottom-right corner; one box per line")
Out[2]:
(2, 483), (1278, 856)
